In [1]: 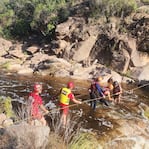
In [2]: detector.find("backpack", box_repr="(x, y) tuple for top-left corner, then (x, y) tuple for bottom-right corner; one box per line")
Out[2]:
(89, 81), (100, 98)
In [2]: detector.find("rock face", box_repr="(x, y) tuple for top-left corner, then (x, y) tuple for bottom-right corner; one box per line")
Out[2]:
(6, 122), (50, 149)
(72, 35), (98, 62)
(130, 63), (149, 81)
(0, 6), (149, 83)
(103, 118), (149, 149)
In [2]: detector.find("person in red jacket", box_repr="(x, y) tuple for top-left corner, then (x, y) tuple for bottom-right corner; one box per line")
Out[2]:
(28, 83), (49, 126)
(59, 82), (82, 128)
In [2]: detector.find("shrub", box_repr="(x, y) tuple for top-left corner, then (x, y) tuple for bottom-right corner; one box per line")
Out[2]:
(0, 0), (69, 39)
(0, 96), (14, 118)
(89, 0), (137, 19)
(141, 0), (149, 4)
(69, 132), (99, 149)
(47, 111), (81, 147)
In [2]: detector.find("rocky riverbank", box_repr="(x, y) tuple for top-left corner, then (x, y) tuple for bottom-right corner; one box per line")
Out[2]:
(0, 3), (149, 85)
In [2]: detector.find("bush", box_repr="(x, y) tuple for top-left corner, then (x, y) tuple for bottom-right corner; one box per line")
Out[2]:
(69, 133), (99, 149)
(89, 0), (137, 18)
(0, 96), (14, 118)
(141, 0), (149, 4)
(0, 0), (70, 39)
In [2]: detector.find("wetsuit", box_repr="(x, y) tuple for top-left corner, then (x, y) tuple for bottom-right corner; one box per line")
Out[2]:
(113, 85), (121, 99)
(89, 82), (109, 110)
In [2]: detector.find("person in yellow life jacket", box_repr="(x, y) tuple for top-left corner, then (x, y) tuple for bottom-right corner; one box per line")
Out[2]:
(59, 82), (82, 127)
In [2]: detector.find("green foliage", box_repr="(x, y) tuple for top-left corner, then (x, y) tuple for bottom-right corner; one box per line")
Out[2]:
(57, 7), (70, 23)
(10, 19), (31, 37)
(89, 0), (137, 19)
(1, 61), (11, 69)
(144, 107), (149, 119)
(0, 96), (14, 118)
(141, 0), (149, 4)
(69, 133), (99, 149)
(3, 97), (14, 118)
(0, 0), (139, 39)
(0, 0), (70, 39)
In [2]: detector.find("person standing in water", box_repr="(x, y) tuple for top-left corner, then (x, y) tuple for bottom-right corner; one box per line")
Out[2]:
(97, 76), (113, 101)
(28, 83), (49, 126)
(89, 77), (104, 110)
(107, 77), (114, 91)
(59, 82), (82, 127)
(89, 77), (111, 110)
(113, 81), (122, 104)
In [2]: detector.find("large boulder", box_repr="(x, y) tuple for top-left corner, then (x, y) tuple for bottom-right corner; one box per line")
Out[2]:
(72, 35), (98, 62)
(104, 118), (149, 149)
(0, 37), (12, 56)
(6, 122), (50, 149)
(127, 38), (149, 67)
(129, 63), (149, 81)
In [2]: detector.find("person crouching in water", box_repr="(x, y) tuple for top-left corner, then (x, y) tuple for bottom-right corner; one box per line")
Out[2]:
(28, 83), (49, 126)
(59, 82), (82, 128)
(113, 81), (122, 104)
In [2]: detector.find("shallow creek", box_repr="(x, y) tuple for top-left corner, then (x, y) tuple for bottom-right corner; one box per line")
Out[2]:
(0, 71), (149, 145)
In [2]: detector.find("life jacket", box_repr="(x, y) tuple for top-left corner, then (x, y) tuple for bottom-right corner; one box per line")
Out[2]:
(89, 81), (100, 98)
(113, 86), (120, 94)
(60, 87), (71, 105)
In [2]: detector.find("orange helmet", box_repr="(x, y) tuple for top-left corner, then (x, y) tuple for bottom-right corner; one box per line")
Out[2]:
(67, 82), (74, 88)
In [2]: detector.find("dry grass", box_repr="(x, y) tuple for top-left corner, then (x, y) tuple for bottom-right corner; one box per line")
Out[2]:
(14, 102), (31, 124)
(47, 111), (81, 147)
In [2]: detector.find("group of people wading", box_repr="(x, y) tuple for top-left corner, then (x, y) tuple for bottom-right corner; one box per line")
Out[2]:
(89, 76), (122, 110)
(27, 76), (122, 128)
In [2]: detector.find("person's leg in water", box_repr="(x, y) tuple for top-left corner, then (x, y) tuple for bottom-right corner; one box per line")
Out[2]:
(104, 90), (113, 101)
(90, 92), (97, 110)
(60, 105), (69, 128)
(114, 95), (121, 104)
(100, 98), (109, 106)
(31, 112), (47, 126)
(91, 99), (97, 110)
(40, 116), (47, 126)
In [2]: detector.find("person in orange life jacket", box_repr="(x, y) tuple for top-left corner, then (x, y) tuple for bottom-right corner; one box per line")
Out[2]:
(59, 82), (82, 127)
(28, 83), (49, 126)
(113, 81), (122, 104)
(89, 77), (109, 109)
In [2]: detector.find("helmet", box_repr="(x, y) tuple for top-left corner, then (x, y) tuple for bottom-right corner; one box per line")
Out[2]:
(67, 82), (74, 88)
(34, 83), (42, 92)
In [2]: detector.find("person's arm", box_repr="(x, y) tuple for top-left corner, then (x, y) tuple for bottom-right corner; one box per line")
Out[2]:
(68, 93), (82, 104)
(95, 83), (105, 97)
(40, 104), (49, 114)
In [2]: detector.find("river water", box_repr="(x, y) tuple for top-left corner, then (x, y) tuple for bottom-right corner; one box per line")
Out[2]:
(1, 71), (149, 146)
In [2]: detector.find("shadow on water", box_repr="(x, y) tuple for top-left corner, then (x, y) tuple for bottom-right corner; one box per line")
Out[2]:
(0, 71), (149, 138)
